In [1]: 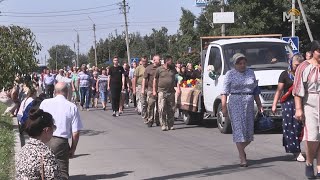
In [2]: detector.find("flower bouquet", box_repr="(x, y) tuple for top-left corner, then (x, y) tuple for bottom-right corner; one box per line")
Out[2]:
(176, 79), (202, 112)
(180, 78), (201, 89)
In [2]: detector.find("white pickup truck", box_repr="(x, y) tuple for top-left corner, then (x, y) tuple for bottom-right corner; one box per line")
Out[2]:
(180, 34), (293, 134)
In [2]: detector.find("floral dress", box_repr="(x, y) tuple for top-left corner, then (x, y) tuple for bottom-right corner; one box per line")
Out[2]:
(16, 138), (61, 180)
(221, 68), (260, 142)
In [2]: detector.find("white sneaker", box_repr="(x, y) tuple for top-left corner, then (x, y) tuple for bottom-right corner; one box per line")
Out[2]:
(296, 153), (306, 162)
(116, 111), (119, 117)
(112, 111), (116, 117)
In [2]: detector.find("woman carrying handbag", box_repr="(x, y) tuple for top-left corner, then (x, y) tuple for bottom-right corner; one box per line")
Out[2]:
(272, 53), (305, 162)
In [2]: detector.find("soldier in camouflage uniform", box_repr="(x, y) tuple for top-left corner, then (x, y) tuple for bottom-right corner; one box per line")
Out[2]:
(142, 55), (161, 127)
(133, 56), (148, 121)
(153, 55), (181, 131)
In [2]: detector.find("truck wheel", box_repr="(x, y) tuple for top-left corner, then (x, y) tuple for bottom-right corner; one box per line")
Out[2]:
(217, 103), (232, 134)
(182, 111), (203, 125)
(190, 112), (204, 125)
(182, 111), (193, 125)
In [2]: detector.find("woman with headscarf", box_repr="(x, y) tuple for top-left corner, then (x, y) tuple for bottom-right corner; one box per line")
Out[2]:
(293, 40), (320, 178)
(221, 53), (263, 167)
(272, 53), (305, 161)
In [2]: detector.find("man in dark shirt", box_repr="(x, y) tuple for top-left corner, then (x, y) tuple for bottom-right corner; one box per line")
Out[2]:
(142, 55), (161, 127)
(108, 56), (125, 117)
(153, 55), (181, 131)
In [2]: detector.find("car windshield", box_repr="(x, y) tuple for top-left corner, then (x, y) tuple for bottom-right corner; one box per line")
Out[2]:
(223, 42), (290, 70)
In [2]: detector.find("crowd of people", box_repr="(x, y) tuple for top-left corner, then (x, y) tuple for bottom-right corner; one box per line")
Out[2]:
(7, 40), (320, 179)
(6, 54), (201, 179)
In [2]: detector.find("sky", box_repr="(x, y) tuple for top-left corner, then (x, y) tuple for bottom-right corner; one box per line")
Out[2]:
(0, 0), (202, 64)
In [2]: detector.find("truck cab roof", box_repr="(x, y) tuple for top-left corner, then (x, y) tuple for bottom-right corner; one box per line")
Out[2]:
(210, 38), (288, 46)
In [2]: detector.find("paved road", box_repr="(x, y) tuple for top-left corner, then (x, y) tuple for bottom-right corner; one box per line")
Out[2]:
(69, 105), (306, 180)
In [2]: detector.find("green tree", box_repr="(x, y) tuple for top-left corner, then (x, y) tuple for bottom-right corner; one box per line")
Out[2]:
(47, 45), (74, 70)
(176, 8), (200, 65)
(130, 32), (148, 58)
(198, 0), (320, 51)
(78, 54), (89, 66)
(0, 25), (41, 88)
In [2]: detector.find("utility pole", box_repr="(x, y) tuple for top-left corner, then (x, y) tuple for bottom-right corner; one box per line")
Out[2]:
(45, 55), (47, 66)
(120, 0), (131, 65)
(221, 0), (225, 36)
(89, 16), (98, 66)
(297, 0), (314, 42)
(292, 0), (296, 37)
(71, 40), (76, 66)
(74, 29), (80, 67)
(55, 49), (58, 71)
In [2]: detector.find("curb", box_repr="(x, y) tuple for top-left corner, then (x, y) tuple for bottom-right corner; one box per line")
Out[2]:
(13, 117), (22, 158)
(12, 117), (20, 178)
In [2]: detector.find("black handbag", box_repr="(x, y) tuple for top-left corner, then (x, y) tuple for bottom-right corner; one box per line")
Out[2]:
(255, 112), (275, 132)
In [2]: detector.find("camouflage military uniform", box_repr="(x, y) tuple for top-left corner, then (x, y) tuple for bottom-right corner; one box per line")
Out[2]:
(154, 66), (177, 130)
(146, 91), (160, 125)
(134, 65), (147, 119)
(158, 92), (175, 129)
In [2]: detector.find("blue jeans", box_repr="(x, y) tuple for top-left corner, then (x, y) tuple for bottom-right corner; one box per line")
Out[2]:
(80, 87), (90, 108)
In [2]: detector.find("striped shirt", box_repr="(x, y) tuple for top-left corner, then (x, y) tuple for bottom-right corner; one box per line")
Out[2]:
(98, 75), (108, 92)
(78, 71), (91, 87)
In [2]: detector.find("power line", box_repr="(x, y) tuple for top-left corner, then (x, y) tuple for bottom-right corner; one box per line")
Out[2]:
(1, 3), (118, 15)
(1, 8), (119, 18)
(11, 21), (177, 29)
(0, 13), (120, 24)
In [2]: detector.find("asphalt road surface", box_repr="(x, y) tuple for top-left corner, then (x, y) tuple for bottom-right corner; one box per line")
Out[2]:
(69, 105), (306, 180)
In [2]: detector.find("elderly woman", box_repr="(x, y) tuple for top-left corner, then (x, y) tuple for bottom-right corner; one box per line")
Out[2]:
(272, 53), (305, 161)
(16, 108), (61, 179)
(293, 40), (320, 179)
(221, 53), (263, 167)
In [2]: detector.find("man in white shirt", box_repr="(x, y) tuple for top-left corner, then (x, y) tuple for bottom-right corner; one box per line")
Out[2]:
(55, 69), (65, 83)
(40, 82), (83, 180)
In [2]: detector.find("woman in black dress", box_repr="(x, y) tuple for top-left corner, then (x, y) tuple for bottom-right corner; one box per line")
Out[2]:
(272, 53), (305, 161)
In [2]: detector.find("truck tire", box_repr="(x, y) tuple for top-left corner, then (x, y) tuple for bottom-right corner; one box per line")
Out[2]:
(217, 103), (232, 134)
(182, 111), (193, 125)
(182, 111), (204, 125)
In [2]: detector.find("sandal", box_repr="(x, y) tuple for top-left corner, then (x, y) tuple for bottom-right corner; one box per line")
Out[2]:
(240, 163), (248, 167)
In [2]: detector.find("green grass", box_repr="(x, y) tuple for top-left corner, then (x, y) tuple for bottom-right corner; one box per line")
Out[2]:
(0, 103), (14, 180)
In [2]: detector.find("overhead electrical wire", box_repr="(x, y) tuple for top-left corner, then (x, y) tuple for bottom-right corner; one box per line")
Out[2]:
(12, 21), (177, 29)
(1, 8), (119, 18)
(1, 2), (118, 14)
(0, 13), (120, 24)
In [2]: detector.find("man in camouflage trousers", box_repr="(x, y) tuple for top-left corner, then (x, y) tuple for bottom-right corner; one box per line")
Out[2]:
(133, 56), (148, 121)
(142, 55), (161, 127)
(153, 55), (181, 131)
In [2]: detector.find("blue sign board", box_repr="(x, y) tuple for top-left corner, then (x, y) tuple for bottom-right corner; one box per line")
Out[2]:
(195, 0), (209, 7)
(282, 36), (299, 54)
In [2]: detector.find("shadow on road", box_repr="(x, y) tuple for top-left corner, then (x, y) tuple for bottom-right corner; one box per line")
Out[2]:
(71, 153), (90, 159)
(70, 171), (134, 180)
(80, 129), (107, 136)
(143, 155), (292, 180)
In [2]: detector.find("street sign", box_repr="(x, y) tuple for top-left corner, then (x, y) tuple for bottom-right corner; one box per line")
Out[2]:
(195, 0), (209, 7)
(213, 12), (235, 24)
(282, 36), (299, 53)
